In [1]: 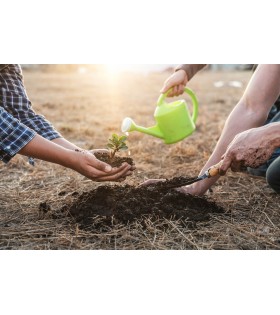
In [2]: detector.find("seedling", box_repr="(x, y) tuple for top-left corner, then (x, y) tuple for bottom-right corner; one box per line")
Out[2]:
(107, 133), (128, 160)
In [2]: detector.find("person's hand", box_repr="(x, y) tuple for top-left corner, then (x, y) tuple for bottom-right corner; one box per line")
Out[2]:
(160, 69), (188, 97)
(175, 183), (205, 196)
(71, 149), (134, 182)
(90, 148), (136, 172)
(219, 125), (278, 175)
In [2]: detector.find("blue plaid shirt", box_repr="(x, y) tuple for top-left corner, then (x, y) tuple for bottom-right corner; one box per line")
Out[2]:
(0, 64), (61, 163)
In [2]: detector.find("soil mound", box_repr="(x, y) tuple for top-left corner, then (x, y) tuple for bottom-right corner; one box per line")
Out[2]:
(68, 177), (224, 227)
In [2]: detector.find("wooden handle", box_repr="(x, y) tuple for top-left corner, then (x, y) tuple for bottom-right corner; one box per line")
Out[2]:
(207, 161), (223, 177)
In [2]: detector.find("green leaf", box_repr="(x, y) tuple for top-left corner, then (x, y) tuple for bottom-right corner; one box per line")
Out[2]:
(107, 133), (128, 154)
(112, 134), (118, 141)
(119, 135), (127, 142)
(107, 143), (114, 149)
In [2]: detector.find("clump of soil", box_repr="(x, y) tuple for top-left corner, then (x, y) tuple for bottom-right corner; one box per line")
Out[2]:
(67, 176), (224, 228)
(94, 152), (134, 168)
(149, 176), (198, 191)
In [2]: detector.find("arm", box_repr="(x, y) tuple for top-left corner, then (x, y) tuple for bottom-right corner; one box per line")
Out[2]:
(185, 64), (280, 195)
(161, 64), (207, 97)
(0, 107), (133, 181)
(19, 134), (133, 182)
(175, 64), (207, 81)
(0, 64), (63, 143)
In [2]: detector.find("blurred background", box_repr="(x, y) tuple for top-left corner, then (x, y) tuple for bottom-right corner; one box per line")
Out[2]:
(21, 64), (255, 73)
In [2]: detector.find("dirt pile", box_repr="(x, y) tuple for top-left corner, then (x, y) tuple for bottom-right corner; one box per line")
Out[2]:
(68, 177), (224, 227)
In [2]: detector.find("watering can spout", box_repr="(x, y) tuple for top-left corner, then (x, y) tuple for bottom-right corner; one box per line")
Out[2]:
(121, 117), (164, 139)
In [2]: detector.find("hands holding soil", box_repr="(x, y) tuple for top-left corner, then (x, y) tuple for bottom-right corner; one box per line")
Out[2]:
(19, 135), (135, 183)
(71, 149), (135, 182)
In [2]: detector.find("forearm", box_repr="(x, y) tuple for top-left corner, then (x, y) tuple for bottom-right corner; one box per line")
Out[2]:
(19, 134), (76, 169)
(52, 137), (82, 151)
(195, 64), (280, 193)
(201, 101), (269, 172)
(204, 64), (280, 171)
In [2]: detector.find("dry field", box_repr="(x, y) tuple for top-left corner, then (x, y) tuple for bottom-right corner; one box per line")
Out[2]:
(1, 68), (280, 250)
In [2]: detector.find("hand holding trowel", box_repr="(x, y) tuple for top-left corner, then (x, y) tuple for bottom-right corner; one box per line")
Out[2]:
(151, 161), (224, 191)
(168, 161), (222, 188)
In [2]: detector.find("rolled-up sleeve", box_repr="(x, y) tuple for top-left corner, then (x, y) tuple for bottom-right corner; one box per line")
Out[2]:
(175, 64), (207, 81)
(0, 106), (36, 163)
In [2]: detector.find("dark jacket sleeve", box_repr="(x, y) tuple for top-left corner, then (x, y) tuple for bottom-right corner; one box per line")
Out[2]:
(175, 64), (207, 81)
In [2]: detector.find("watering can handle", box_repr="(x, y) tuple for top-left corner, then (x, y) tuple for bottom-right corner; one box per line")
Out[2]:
(157, 87), (199, 123)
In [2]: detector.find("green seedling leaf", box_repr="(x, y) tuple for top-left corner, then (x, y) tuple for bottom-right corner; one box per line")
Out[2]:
(107, 133), (129, 160)
(119, 135), (127, 142)
(107, 143), (115, 149)
(120, 146), (128, 151)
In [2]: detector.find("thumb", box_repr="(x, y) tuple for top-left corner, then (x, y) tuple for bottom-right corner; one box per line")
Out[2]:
(90, 154), (112, 173)
(219, 153), (232, 176)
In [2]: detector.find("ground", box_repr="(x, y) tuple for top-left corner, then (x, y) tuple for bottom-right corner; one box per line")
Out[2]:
(1, 67), (280, 249)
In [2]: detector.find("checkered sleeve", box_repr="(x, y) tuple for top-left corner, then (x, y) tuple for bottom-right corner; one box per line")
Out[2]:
(0, 106), (36, 163)
(0, 64), (62, 141)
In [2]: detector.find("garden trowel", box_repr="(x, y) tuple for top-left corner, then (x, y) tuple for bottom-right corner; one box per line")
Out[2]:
(163, 161), (223, 190)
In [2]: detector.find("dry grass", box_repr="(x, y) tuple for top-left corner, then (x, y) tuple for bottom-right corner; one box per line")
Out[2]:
(1, 68), (280, 250)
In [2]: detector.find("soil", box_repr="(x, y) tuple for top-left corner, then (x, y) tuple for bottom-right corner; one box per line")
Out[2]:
(94, 152), (134, 168)
(67, 176), (224, 228)
(149, 176), (199, 190)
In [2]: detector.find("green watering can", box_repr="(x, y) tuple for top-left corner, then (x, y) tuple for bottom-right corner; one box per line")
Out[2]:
(121, 87), (199, 144)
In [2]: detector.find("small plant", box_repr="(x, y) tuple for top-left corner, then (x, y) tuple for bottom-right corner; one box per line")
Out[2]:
(107, 133), (128, 160)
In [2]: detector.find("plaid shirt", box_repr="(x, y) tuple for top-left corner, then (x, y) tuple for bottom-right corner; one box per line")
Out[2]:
(0, 64), (61, 163)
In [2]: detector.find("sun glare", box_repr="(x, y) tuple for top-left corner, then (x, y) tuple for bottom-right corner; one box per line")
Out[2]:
(105, 64), (125, 75)
(78, 66), (87, 74)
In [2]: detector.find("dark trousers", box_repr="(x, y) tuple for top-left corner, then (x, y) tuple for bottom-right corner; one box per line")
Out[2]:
(265, 106), (280, 193)
(267, 157), (280, 193)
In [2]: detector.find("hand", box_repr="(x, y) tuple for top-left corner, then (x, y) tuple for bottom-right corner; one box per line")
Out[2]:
(71, 149), (134, 182)
(219, 125), (278, 175)
(90, 148), (136, 172)
(176, 181), (208, 196)
(160, 70), (188, 97)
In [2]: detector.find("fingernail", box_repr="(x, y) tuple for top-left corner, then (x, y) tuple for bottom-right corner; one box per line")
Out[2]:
(105, 165), (112, 172)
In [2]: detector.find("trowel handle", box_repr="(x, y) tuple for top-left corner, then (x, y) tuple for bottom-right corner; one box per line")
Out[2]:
(157, 87), (199, 123)
(207, 161), (223, 178)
